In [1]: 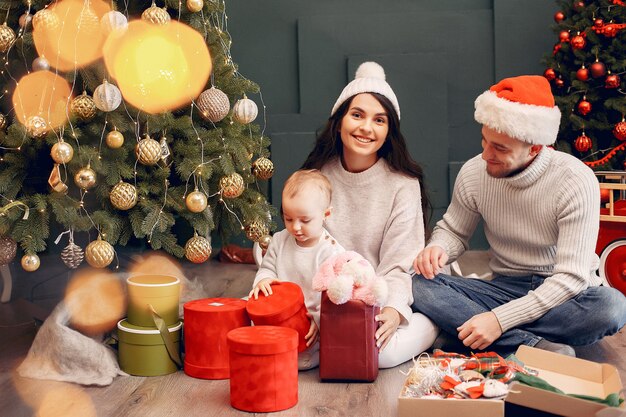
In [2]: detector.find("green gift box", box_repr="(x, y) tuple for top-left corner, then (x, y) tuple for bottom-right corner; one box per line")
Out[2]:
(126, 274), (180, 327)
(117, 318), (182, 376)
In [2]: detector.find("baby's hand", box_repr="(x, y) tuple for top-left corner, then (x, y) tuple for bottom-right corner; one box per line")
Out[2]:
(304, 313), (319, 347)
(249, 278), (279, 299)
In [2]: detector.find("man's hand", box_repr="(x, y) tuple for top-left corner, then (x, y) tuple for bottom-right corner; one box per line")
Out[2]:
(457, 311), (503, 350)
(413, 246), (448, 279)
(375, 307), (401, 351)
(248, 278), (279, 299)
(304, 313), (319, 347)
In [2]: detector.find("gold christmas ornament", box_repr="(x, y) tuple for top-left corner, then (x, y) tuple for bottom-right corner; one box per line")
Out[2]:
(186, 188), (208, 213)
(0, 113), (6, 130)
(85, 235), (114, 268)
(110, 181), (137, 210)
(71, 92), (97, 121)
(252, 157), (274, 180)
(93, 80), (122, 112)
(25, 115), (48, 138)
(197, 87), (230, 122)
(233, 95), (258, 124)
(187, 0), (204, 13)
(0, 236), (18, 265)
(142, 3), (171, 25)
(61, 241), (84, 269)
(184, 234), (212, 263)
(51, 140), (74, 164)
(135, 136), (162, 166)
(19, 12), (33, 29)
(0, 23), (16, 53)
(106, 129), (124, 149)
(259, 234), (272, 251)
(74, 165), (97, 190)
(33, 9), (61, 32)
(48, 164), (68, 193)
(32, 56), (50, 72)
(21, 253), (41, 272)
(245, 220), (269, 243)
(220, 173), (245, 198)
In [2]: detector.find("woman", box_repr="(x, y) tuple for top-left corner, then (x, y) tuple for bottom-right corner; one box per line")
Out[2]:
(301, 62), (438, 367)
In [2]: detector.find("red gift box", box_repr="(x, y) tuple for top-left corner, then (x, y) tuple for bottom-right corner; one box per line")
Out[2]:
(227, 326), (298, 412)
(245, 281), (310, 352)
(319, 291), (379, 381)
(183, 297), (249, 379)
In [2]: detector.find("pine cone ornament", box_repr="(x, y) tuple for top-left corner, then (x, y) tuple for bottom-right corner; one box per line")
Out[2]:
(0, 236), (17, 265)
(71, 92), (97, 121)
(245, 220), (268, 242)
(135, 136), (162, 166)
(185, 234), (212, 263)
(220, 173), (245, 198)
(197, 87), (230, 122)
(110, 181), (138, 210)
(61, 242), (84, 269)
(142, 3), (171, 25)
(85, 236), (114, 268)
(252, 157), (274, 180)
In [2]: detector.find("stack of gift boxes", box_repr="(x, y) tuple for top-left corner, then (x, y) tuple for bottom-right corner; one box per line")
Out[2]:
(117, 275), (378, 413)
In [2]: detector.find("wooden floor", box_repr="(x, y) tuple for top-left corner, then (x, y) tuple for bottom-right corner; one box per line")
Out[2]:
(0, 252), (625, 417)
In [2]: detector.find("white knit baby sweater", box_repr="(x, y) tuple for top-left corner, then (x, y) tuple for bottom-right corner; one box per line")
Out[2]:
(321, 157), (425, 323)
(428, 147), (601, 331)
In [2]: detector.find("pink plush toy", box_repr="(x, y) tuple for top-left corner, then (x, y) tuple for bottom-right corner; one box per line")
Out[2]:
(313, 251), (388, 306)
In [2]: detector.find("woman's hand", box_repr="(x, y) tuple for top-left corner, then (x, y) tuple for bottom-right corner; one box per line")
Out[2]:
(248, 278), (279, 299)
(375, 306), (401, 351)
(304, 313), (319, 347)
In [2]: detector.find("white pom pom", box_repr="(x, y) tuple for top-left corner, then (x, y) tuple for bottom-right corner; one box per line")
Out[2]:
(355, 62), (386, 81)
(327, 274), (354, 305)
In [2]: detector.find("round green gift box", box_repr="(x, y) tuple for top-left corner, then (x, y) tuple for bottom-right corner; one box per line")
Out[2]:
(126, 274), (180, 327)
(117, 319), (182, 376)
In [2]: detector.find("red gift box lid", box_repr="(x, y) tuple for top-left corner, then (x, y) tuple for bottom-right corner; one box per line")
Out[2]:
(246, 281), (305, 322)
(227, 325), (298, 355)
(184, 297), (247, 313)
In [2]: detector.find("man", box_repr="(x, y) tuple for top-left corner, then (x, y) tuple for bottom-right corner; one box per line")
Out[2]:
(412, 75), (626, 356)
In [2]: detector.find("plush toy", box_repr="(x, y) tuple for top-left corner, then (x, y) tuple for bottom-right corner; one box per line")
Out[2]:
(313, 251), (388, 306)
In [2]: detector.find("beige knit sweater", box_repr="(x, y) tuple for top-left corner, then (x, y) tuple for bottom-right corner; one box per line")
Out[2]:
(321, 157), (425, 323)
(428, 147), (601, 331)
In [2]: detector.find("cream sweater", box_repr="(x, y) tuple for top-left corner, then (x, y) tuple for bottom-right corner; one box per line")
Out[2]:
(428, 147), (601, 331)
(321, 157), (425, 323)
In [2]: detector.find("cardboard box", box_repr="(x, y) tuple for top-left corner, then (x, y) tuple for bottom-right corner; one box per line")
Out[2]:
(398, 345), (624, 417)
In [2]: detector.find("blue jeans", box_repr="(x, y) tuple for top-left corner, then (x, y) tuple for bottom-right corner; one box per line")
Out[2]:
(411, 273), (626, 356)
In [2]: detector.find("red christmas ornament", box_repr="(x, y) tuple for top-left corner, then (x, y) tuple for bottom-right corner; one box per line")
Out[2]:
(594, 18), (604, 29)
(606, 73), (621, 89)
(554, 78), (565, 88)
(553, 43), (562, 55)
(577, 98), (592, 116)
(600, 188), (611, 203)
(613, 120), (626, 141)
(604, 24), (617, 37)
(554, 11), (565, 23)
(544, 68), (557, 81)
(576, 65), (589, 81)
(571, 34), (586, 49)
(590, 61), (606, 78)
(574, 1), (585, 10)
(559, 30), (571, 42)
(575, 133), (592, 152)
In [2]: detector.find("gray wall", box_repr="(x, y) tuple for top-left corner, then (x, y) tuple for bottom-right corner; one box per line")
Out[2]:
(228, 0), (556, 249)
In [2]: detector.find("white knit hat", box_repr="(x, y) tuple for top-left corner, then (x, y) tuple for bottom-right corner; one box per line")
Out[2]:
(474, 75), (561, 146)
(331, 62), (401, 119)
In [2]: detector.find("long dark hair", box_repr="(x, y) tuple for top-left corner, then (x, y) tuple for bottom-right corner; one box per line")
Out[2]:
(301, 92), (431, 234)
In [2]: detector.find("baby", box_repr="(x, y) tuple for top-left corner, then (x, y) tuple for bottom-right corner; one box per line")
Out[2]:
(249, 169), (344, 370)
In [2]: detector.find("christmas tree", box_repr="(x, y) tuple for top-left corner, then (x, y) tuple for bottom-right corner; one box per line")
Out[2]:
(0, 0), (275, 272)
(543, 0), (626, 170)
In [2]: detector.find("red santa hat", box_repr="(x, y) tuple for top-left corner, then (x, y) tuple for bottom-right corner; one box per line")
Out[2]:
(474, 75), (561, 146)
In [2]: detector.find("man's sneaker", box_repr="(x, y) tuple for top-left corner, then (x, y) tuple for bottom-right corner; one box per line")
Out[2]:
(534, 339), (576, 357)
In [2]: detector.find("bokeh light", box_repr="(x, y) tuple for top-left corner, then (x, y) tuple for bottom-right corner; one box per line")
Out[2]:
(33, 0), (111, 72)
(103, 19), (211, 114)
(64, 267), (126, 335)
(12, 70), (71, 132)
(13, 378), (96, 417)
(127, 250), (184, 281)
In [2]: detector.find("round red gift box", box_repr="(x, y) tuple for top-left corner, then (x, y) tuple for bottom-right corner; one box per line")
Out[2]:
(183, 297), (249, 379)
(227, 325), (298, 412)
(245, 281), (310, 352)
